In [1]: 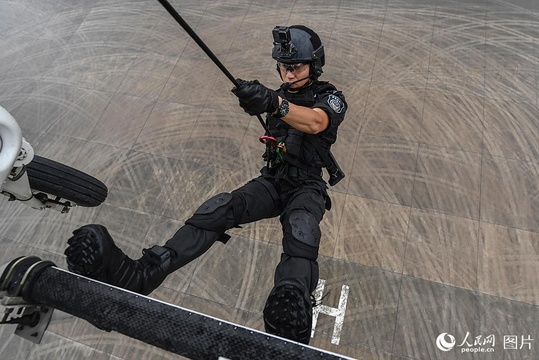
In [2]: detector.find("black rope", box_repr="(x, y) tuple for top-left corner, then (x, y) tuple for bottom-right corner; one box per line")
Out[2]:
(156, 0), (271, 135)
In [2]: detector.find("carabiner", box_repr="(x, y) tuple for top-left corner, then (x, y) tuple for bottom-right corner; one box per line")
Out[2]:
(259, 135), (278, 146)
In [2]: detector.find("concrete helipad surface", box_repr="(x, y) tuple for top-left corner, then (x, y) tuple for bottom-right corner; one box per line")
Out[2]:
(1, 0), (538, 359)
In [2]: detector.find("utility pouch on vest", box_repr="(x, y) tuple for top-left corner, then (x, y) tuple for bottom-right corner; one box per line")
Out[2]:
(306, 134), (345, 186)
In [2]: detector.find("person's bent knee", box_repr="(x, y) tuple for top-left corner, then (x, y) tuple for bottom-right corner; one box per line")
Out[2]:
(283, 210), (321, 260)
(185, 192), (244, 233)
(288, 210), (321, 247)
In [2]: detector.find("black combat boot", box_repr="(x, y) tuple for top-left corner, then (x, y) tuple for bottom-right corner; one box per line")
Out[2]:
(64, 224), (174, 295)
(263, 282), (313, 344)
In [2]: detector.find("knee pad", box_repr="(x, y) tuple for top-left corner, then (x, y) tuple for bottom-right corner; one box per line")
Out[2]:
(288, 210), (321, 248)
(283, 210), (321, 260)
(185, 192), (243, 234)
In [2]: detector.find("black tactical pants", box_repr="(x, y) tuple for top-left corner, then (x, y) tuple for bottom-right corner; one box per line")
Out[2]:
(164, 175), (328, 294)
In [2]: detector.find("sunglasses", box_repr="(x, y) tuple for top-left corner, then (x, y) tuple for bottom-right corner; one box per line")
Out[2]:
(277, 62), (309, 73)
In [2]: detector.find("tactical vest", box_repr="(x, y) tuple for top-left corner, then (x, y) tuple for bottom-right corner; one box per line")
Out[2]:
(263, 81), (338, 181)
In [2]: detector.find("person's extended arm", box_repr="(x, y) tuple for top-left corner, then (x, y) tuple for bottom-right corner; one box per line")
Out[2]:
(272, 96), (328, 134)
(231, 79), (328, 134)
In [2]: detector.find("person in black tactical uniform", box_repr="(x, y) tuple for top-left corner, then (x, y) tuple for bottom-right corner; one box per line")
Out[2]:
(64, 25), (347, 345)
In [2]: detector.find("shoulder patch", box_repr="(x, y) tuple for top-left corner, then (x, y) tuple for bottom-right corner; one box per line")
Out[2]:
(327, 94), (344, 113)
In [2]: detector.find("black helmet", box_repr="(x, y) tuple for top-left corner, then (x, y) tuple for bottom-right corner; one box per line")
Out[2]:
(271, 25), (325, 79)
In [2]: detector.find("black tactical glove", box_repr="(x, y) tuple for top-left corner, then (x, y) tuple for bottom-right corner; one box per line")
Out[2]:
(231, 79), (279, 116)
